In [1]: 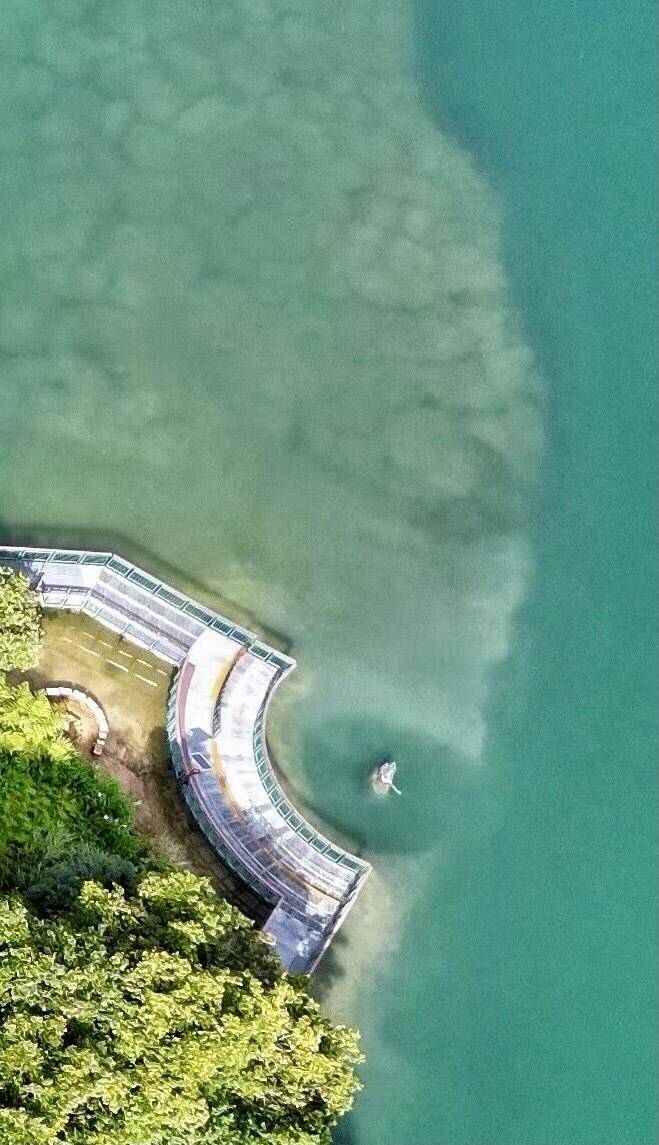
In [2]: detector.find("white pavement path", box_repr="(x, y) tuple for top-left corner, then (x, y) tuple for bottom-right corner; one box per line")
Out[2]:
(1, 546), (370, 972)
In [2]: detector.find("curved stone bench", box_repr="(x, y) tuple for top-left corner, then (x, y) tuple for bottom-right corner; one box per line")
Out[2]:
(42, 686), (109, 756)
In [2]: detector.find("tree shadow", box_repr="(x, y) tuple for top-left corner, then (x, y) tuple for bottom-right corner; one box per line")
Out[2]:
(146, 724), (169, 767)
(332, 1119), (359, 1145)
(310, 925), (350, 998)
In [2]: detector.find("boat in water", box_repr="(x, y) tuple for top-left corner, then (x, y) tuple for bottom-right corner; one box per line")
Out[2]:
(371, 759), (401, 796)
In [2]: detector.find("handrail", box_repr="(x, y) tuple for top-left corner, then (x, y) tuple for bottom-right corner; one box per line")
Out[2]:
(252, 688), (365, 874)
(0, 546), (294, 669)
(1, 543), (370, 970)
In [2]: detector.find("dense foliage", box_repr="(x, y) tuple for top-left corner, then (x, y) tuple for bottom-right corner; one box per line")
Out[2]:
(0, 748), (147, 891)
(0, 570), (41, 671)
(0, 676), (68, 758)
(0, 663), (363, 1144)
(0, 873), (361, 1145)
(0, 677), (148, 891)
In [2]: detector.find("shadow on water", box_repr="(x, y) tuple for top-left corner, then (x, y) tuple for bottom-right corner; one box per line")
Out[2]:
(332, 1120), (358, 1145)
(0, 519), (294, 655)
(295, 715), (486, 858)
(310, 925), (350, 1000)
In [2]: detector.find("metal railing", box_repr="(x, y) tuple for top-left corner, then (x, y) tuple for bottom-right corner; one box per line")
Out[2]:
(252, 700), (367, 876)
(1, 544), (370, 930)
(0, 546), (294, 669)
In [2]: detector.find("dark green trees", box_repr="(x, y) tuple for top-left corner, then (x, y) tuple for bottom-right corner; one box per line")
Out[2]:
(0, 661), (363, 1144)
(0, 570), (41, 671)
(0, 675), (147, 889)
(0, 872), (362, 1145)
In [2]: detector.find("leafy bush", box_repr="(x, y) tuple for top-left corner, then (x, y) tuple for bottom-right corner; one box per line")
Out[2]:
(19, 845), (141, 916)
(0, 873), (362, 1145)
(0, 570), (41, 671)
(0, 676), (69, 758)
(0, 675), (150, 889)
(0, 748), (149, 888)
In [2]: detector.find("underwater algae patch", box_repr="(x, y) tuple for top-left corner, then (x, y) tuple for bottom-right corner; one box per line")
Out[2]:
(1, 0), (540, 762)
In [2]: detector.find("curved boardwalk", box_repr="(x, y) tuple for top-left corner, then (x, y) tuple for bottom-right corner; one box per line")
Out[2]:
(0, 546), (370, 971)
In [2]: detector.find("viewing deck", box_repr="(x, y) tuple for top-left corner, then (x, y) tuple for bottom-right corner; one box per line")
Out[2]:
(0, 546), (370, 971)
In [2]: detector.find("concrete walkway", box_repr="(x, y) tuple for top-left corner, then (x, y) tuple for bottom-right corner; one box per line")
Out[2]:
(0, 546), (370, 972)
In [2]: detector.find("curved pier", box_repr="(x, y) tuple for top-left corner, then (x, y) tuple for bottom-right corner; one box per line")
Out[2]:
(0, 546), (370, 971)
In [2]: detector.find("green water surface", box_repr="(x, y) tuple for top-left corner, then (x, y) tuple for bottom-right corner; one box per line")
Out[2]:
(0, 2), (655, 1144)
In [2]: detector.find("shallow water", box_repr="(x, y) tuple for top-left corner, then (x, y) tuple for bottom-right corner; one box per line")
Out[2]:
(0, 2), (654, 1144)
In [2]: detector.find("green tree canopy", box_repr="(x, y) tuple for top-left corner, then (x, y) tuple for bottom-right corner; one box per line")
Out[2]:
(0, 675), (149, 890)
(0, 675), (68, 758)
(0, 745), (148, 890)
(0, 871), (362, 1145)
(0, 570), (41, 671)
(0, 652), (363, 1145)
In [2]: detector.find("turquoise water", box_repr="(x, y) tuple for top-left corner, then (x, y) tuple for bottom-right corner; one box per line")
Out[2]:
(0, 2), (655, 1144)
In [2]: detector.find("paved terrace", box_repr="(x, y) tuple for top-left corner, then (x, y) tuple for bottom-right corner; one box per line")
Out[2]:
(0, 546), (370, 971)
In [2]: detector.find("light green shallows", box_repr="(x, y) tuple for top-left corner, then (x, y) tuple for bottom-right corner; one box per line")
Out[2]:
(0, 1), (654, 1143)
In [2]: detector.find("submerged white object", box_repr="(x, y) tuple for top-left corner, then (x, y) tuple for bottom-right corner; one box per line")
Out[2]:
(371, 760), (401, 795)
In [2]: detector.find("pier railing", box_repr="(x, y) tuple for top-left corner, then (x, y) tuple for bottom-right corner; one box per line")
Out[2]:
(1, 544), (369, 966)
(0, 546), (294, 670)
(252, 699), (366, 876)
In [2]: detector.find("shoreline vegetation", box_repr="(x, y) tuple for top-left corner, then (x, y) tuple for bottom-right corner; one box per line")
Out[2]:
(0, 546), (369, 972)
(0, 570), (363, 1145)
(15, 610), (271, 920)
